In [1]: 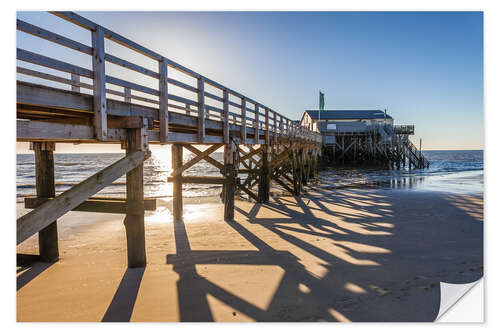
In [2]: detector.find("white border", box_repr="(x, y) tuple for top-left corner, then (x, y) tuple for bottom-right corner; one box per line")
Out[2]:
(3, 0), (497, 331)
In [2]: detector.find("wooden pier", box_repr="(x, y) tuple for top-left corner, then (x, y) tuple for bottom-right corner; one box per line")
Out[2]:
(16, 12), (322, 267)
(322, 125), (430, 170)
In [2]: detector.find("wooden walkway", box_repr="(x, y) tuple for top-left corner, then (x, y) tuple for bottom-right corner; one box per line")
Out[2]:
(16, 12), (322, 267)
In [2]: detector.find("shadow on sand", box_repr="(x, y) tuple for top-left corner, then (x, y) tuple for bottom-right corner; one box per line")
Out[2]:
(16, 186), (483, 322)
(166, 187), (483, 321)
(17, 254), (54, 291)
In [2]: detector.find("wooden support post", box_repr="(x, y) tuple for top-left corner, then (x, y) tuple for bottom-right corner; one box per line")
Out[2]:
(158, 57), (169, 143)
(258, 145), (270, 203)
(91, 26), (107, 141)
(197, 77), (205, 143)
(124, 126), (147, 268)
(241, 97), (247, 144)
(300, 148), (307, 186)
(314, 150), (319, 178)
(308, 150), (315, 179)
(172, 144), (183, 222)
(71, 73), (80, 93)
(397, 140), (401, 170)
(32, 141), (59, 262)
(223, 143), (236, 220)
(254, 104), (260, 144)
(17, 149), (149, 245)
(124, 87), (131, 103)
(354, 139), (357, 164)
(223, 89), (229, 144)
(291, 149), (300, 195)
(342, 136), (345, 165)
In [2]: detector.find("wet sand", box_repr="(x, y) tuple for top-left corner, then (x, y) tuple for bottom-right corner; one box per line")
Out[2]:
(16, 186), (483, 322)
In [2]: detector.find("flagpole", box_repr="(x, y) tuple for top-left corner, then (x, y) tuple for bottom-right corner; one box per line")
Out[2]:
(318, 91), (321, 130)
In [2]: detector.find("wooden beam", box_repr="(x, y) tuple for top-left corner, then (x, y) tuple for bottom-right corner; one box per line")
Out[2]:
(236, 182), (258, 202)
(170, 143), (223, 177)
(17, 48), (93, 78)
(25, 197), (157, 213)
(17, 19), (92, 55)
(240, 145), (264, 162)
(182, 144), (224, 171)
(167, 176), (226, 184)
(17, 150), (149, 245)
(91, 26), (108, 141)
(158, 57), (169, 143)
(271, 173), (294, 196)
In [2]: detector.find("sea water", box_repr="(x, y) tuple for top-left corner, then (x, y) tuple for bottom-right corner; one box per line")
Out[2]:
(16, 149), (483, 203)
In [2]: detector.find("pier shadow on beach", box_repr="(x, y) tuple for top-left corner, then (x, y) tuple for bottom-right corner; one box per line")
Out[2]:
(102, 267), (145, 322)
(16, 186), (483, 322)
(17, 254), (55, 291)
(167, 187), (483, 322)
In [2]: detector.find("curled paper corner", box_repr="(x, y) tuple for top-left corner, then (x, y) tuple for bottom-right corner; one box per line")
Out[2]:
(435, 278), (483, 321)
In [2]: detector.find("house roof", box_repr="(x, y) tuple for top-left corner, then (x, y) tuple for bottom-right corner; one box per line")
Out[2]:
(305, 110), (393, 120)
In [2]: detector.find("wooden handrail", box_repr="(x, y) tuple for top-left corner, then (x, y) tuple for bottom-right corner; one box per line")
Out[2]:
(17, 13), (322, 143)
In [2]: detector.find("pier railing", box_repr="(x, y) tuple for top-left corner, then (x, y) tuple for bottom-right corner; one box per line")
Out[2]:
(393, 125), (415, 135)
(17, 12), (321, 145)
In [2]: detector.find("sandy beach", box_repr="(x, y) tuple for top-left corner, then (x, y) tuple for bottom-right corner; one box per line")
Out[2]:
(16, 186), (483, 322)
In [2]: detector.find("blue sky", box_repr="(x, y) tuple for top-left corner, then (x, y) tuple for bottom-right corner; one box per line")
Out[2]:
(16, 11), (483, 151)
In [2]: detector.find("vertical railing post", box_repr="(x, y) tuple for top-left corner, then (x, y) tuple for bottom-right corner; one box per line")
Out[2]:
(273, 111), (277, 145)
(91, 26), (107, 141)
(158, 57), (169, 143)
(254, 104), (259, 144)
(279, 115), (284, 140)
(264, 108), (269, 146)
(241, 97), (247, 144)
(124, 87), (131, 103)
(71, 74), (80, 93)
(223, 89), (229, 144)
(197, 77), (205, 143)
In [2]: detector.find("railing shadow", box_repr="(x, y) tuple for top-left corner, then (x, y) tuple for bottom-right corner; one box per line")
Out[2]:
(169, 186), (483, 322)
(101, 267), (145, 322)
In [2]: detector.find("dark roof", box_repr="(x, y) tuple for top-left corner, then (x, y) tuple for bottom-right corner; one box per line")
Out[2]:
(305, 110), (392, 120)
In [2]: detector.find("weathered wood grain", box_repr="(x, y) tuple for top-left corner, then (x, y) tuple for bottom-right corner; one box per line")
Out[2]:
(17, 150), (149, 245)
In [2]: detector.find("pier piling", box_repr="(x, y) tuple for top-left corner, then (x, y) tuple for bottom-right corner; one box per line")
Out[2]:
(32, 141), (59, 263)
